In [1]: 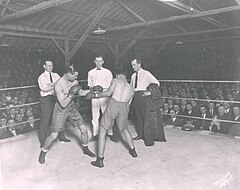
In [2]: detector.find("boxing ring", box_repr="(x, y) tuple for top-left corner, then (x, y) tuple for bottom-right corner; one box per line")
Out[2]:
(0, 79), (240, 190)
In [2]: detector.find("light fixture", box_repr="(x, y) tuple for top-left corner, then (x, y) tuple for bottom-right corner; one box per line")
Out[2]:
(0, 42), (8, 47)
(93, 26), (106, 35)
(176, 40), (183, 45)
(159, 0), (178, 2)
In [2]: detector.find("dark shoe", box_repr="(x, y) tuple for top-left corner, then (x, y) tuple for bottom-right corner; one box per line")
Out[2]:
(90, 135), (98, 142)
(129, 148), (137, 158)
(38, 150), (47, 164)
(108, 135), (118, 142)
(133, 136), (143, 140)
(59, 137), (71, 142)
(91, 157), (104, 168)
(83, 147), (96, 157)
(155, 139), (167, 142)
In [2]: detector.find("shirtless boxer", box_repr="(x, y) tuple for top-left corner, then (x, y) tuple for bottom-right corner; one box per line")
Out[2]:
(86, 70), (137, 168)
(38, 65), (95, 164)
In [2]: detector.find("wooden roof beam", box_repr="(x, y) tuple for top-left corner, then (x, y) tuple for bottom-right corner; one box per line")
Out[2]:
(68, 0), (114, 60)
(116, 0), (146, 22)
(235, 0), (240, 5)
(159, 1), (227, 28)
(119, 28), (145, 58)
(105, 5), (240, 32)
(0, 0), (74, 23)
(139, 25), (240, 41)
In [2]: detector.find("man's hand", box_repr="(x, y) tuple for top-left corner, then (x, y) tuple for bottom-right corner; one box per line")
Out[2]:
(92, 85), (104, 93)
(85, 92), (100, 100)
(141, 91), (151, 97)
(68, 84), (82, 99)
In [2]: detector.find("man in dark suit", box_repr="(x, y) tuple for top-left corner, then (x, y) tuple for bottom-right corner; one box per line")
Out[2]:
(228, 104), (240, 137)
(165, 109), (184, 127)
(207, 102), (217, 118)
(22, 116), (38, 133)
(195, 105), (211, 130)
(0, 118), (22, 139)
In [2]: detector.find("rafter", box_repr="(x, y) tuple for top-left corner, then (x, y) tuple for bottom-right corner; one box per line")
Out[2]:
(68, 0), (114, 60)
(159, 1), (227, 28)
(0, 0), (74, 23)
(119, 28), (145, 58)
(105, 5), (240, 32)
(139, 25), (240, 41)
(116, 0), (146, 22)
(235, 0), (240, 5)
(1, 0), (10, 16)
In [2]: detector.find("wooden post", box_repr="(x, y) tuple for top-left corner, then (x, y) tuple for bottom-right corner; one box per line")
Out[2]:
(64, 39), (70, 66)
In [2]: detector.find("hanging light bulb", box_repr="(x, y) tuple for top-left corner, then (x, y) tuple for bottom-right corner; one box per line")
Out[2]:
(93, 25), (106, 35)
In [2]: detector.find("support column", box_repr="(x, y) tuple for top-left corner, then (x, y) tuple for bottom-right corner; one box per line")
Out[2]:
(64, 39), (70, 66)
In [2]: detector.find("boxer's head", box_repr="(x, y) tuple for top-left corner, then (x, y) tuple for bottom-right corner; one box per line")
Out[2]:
(66, 65), (78, 81)
(116, 69), (128, 79)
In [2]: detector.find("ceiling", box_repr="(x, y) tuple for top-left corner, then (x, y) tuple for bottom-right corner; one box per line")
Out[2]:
(0, 0), (240, 57)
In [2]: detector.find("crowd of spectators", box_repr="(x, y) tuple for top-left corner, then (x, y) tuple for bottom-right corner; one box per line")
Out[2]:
(160, 82), (240, 137)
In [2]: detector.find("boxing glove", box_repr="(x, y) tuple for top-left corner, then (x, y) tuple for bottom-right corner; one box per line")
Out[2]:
(85, 92), (100, 100)
(68, 84), (82, 99)
(92, 85), (104, 93)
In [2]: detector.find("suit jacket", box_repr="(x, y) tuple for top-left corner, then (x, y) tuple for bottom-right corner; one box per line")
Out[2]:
(22, 123), (36, 133)
(0, 128), (21, 139)
(195, 113), (211, 130)
(165, 117), (184, 127)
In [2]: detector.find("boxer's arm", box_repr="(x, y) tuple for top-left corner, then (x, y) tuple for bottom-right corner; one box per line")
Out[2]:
(98, 80), (116, 98)
(55, 84), (72, 108)
(78, 89), (90, 96)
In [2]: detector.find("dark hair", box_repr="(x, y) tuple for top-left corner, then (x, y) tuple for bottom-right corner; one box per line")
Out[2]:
(43, 60), (52, 66)
(95, 55), (104, 60)
(65, 64), (75, 74)
(135, 59), (142, 65)
(116, 69), (128, 78)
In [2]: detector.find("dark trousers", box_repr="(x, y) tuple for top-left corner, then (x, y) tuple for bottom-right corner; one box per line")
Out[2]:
(39, 95), (55, 146)
(133, 91), (147, 137)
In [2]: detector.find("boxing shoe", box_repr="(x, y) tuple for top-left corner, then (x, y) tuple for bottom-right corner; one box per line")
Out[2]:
(38, 150), (47, 164)
(58, 132), (71, 142)
(108, 135), (118, 142)
(132, 135), (143, 140)
(90, 135), (98, 142)
(83, 146), (96, 157)
(129, 148), (137, 158)
(91, 157), (104, 168)
(59, 137), (71, 143)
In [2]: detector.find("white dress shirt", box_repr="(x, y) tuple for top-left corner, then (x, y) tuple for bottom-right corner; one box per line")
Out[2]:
(87, 67), (113, 89)
(38, 71), (60, 97)
(130, 68), (159, 91)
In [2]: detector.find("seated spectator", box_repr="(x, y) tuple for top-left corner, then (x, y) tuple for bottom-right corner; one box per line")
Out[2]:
(22, 116), (38, 133)
(207, 102), (218, 118)
(6, 107), (16, 120)
(0, 117), (7, 136)
(209, 105), (231, 134)
(228, 104), (240, 137)
(165, 109), (184, 127)
(195, 105), (211, 130)
(0, 118), (22, 139)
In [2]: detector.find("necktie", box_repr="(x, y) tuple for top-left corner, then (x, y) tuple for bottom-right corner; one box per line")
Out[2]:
(134, 72), (138, 89)
(49, 72), (53, 83)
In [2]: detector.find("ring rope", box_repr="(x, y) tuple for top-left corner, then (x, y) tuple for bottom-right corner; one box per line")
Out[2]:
(163, 113), (240, 124)
(0, 118), (40, 130)
(0, 102), (40, 111)
(0, 85), (38, 92)
(159, 80), (240, 83)
(161, 96), (240, 104)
